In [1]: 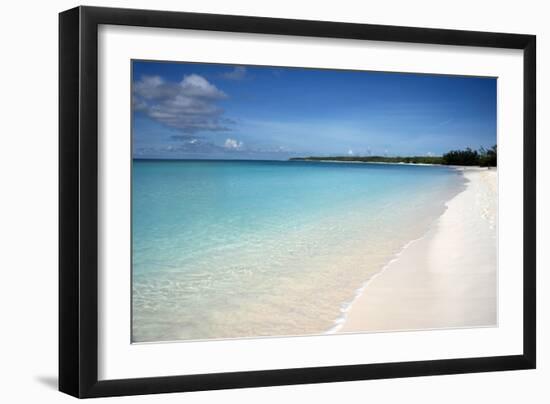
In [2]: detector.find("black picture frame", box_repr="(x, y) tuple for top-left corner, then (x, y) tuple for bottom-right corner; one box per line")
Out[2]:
(59, 6), (536, 398)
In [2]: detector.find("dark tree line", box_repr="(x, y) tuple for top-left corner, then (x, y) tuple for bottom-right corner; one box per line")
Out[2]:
(291, 145), (497, 167)
(442, 145), (497, 167)
(291, 155), (442, 164)
(479, 145), (497, 167)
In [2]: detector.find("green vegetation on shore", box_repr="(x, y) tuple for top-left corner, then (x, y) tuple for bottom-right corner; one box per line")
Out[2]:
(290, 145), (497, 167)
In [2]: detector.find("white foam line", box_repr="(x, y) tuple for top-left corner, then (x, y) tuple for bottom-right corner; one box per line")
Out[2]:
(325, 167), (468, 334)
(325, 232), (431, 334)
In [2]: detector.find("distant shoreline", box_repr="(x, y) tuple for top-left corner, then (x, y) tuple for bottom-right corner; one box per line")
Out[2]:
(291, 159), (439, 167)
(290, 156), (443, 165)
(290, 147), (497, 167)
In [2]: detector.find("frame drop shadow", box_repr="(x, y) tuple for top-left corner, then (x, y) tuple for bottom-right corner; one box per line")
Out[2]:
(35, 375), (58, 390)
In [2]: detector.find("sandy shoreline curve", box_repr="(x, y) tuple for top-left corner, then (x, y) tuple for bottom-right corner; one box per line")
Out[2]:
(337, 167), (497, 334)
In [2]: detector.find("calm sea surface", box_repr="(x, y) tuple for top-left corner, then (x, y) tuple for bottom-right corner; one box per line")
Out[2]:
(132, 160), (465, 342)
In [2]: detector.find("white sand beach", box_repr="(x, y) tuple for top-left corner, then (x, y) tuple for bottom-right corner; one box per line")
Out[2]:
(339, 167), (497, 333)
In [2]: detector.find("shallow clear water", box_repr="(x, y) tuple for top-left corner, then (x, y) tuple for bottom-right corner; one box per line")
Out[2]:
(132, 160), (465, 342)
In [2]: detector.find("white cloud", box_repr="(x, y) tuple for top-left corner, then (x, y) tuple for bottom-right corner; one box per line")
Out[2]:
(348, 149), (354, 156)
(224, 138), (244, 150)
(133, 74), (230, 133)
(222, 66), (247, 80)
(179, 74), (226, 98)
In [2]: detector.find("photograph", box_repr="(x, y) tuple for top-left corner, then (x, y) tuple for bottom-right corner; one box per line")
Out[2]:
(131, 60), (498, 343)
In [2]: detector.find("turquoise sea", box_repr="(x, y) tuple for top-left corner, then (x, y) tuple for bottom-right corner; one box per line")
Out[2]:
(132, 160), (465, 342)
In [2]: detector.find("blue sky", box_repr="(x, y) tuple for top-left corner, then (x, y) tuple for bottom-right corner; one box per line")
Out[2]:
(132, 60), (496, 160)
